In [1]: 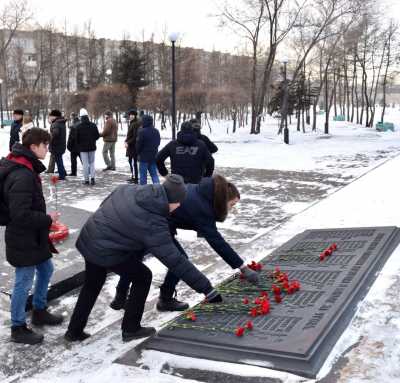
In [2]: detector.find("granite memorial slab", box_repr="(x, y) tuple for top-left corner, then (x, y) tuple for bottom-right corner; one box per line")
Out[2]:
(116, 226), (400, 378)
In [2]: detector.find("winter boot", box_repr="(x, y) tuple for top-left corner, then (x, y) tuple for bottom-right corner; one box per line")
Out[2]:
(156, 296), (189, 312)
(11, 325), (44, 345)
(122, 326), (156, 342)
(83, 180), (90, 185)
(90, 178), (96, 186)
(64, 330), (91, 343)
(110, 292), (127, 311)
(32, 308), (64, 326)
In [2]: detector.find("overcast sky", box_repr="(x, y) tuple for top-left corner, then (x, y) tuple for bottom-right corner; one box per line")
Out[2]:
(27, 0), (400, 54)
(28, 0), (242, 53)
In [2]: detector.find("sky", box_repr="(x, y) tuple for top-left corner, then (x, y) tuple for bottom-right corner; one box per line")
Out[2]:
(28, 0), (242, 53)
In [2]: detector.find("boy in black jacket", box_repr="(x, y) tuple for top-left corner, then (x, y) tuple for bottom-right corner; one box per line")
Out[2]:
(0, 128), (63, 345)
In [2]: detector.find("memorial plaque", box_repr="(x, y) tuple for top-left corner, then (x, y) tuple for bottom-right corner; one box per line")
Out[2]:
(116, 226), (400, 378)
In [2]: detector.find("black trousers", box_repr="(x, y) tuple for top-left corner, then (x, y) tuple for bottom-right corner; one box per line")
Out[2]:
(128, 155), (139, 181)
(67, 256), (152, 335)
(116, 238), (188, 299)
(70, 151), (81, 175)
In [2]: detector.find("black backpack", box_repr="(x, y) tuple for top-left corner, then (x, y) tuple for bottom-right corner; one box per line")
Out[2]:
(0, 160), (17, 226)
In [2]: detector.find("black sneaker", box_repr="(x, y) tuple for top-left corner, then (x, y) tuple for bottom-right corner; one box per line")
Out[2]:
(64, 330), (91, 343)
(90, 178), (96, 186)
(110, 293), (127, 310)
(102, 167), (111, 171)
(68, 173), (77, 176)
(122, 326), (156, 342)
(156, 297), (189, 312)
(32, 308), (64, 326)
(83, 181), (90, 185)
(11, 325), (44, 345)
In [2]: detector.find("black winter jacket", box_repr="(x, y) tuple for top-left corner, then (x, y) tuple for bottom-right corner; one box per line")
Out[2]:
(0, 144), (52, 267)
(67, 117), (80, 153)
(125, 118), (141, 157)
(170, 178), (244, 269)
(75, 116), (100, 152)
(49, 118), (67, 155)
(196, 132), (218, 154)
(156, 130), (214, 184)
(76, 184), (213, 295)
(136, 116), (160, 162)
(9, 120), (22, 151)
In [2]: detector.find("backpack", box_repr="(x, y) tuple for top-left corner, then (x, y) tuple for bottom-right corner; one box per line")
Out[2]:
(0, 160), (17, 226)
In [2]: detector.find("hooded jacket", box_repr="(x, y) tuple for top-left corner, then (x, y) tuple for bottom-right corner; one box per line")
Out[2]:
(75, 115), (100, 152)
(76, 183), (213, 295)
(170, 177), (244, 269)
(49, 117), (67, 155)
(156, 127), (214, 184)
(136, 115), (160, 162)
(0, 144), (53, 267)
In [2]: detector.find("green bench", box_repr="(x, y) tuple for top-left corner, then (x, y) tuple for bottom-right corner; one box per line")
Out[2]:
(333, 115), (345, 121)
(376, 122), (394, 132)
(1, 119), (13, 127)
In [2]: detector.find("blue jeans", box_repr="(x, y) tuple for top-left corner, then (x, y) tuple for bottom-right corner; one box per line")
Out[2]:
(54, 153), (67, 179)
(11, 259), (54, 327)
(139, 161), (160, 185)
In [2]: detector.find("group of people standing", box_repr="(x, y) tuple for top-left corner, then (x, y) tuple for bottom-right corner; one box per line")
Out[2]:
(0, 108), (261, 346)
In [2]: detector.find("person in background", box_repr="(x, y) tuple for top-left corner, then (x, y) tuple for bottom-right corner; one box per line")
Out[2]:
(48, 110), (67, 181)
(9, 109), (24, 151)
(190, 118), (218, 155)
(21, 115), (35, 134)
(100, 111), (118, 171)
(125, 109), (141, 184)
(136, 114), (160, 185)
(75, 108), (100, 186)
(0, 128), (63, 345)
(67, 112), (81, 176)
(64, 174), (222, 343)
(156, 121), (214, 184)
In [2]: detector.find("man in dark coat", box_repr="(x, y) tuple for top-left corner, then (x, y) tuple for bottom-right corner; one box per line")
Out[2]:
(136, 114), (160, 185)
(9, 109), (24, 151)
(0, 128), (63, 345)
(112, 174), (259, 312)
(125, 109), (141, 183)
(67, 112), (81, 176)
(64, 174), (221, 343)
(190, 118), (218, 154)
(156, 121), (214, 184)
(76, 108), (100, 185)
(48, 110), (67, 180)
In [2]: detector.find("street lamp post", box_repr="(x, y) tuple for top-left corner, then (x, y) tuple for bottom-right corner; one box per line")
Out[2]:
(0, 79), (3, 129)
(281, 58), (289, 144)
(169, 32), (179, 140)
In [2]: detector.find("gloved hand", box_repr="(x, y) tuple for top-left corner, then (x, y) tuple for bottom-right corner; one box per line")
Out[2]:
(205, 289), (223, 303)
(240, 266), (260, 285)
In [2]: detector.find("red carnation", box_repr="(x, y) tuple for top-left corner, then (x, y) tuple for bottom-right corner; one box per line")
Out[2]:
(243, 297), (249, 304)
(254, 297), (261, 305)
(272, 285), (281, 295)
(246, 321), (253, 330)
(260, 291), (268, 298)
(261, 301), (270, 314)
(250, 307), (258, 317)
(324, 248), (332, 257)
(274, 295), (282, 303)
(50, 175), (59, 185)
(235, 327), (245, 337)
(319, 253), (325, 261)
(330, 243), (338, 251)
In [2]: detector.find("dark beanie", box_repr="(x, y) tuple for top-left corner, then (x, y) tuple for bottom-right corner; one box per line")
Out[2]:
(49, 109), (62, 117)
(13, 109), (24, 116)
(163, 174), (187, 204)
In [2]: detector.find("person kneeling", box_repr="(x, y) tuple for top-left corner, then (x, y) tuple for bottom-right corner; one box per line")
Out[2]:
(0, 128), (63, 345)
(64, 174), (221, 343)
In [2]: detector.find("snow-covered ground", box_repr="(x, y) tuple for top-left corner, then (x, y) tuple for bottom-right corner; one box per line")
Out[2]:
(0, 110), (400, 382)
